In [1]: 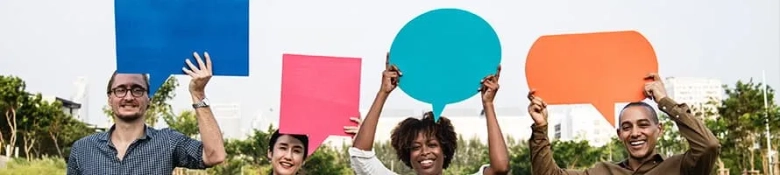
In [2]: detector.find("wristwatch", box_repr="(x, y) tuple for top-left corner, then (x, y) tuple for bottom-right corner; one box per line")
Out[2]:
(192, 98), (210, 108)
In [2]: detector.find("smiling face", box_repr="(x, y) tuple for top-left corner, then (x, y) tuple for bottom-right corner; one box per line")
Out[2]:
(391, 112), (457, 175)
(107, 73), (150, 123)
(617, 105), (663, 160)
(268, 135), (306, 175)
(409, 132), (445, 175)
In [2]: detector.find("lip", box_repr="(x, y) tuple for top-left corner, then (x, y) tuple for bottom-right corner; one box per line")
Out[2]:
(279, 161), (295, 169)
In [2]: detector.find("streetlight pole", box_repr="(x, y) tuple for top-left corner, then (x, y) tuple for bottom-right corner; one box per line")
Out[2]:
(763, 70), (774, 175)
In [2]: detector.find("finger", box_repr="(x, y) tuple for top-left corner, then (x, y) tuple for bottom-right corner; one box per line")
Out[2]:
(185, 59), (199, 71)
(204, 51), (212, 71)
(182, 67), (195, 75)
(645, 73), (661, 81)
(385, 72), (399, 78)
(193, 52), (206, 72)
(527, 90), (536, 100)
(343, 126), (358, 130)
(385, 52), (390, 69)
(496, 65), (502, 80)
(390, 65), (402, 76)
(350, 117), (362, 123)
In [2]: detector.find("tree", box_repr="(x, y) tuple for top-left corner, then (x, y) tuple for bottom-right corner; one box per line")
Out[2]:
(0, 75), (27, 154)
(550, 139), (602, 170)
(103, 76), (179, 127)
(163, 110), (198, 138)
(301, 145), (352, 174)
(656, 113), (689, 157)
(0, 75), (95, 160)
(710, 80), (779, 174)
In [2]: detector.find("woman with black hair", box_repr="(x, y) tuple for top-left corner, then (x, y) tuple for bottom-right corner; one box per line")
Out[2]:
(266, 130), (309, 175)
(349, 54), (510, 175)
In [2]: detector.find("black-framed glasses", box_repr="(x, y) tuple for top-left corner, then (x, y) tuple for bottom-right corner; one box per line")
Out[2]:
(110, 87), (147, 98)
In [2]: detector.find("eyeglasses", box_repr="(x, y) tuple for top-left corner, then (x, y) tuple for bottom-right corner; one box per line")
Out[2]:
(110, 87), (147, 98)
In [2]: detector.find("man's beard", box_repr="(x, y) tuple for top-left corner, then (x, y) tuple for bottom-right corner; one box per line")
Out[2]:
(115, 112), (144, 123)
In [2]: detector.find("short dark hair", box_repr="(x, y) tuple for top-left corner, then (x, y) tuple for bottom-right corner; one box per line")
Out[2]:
(106, 70), (150, 95)
(268, 130), (309, 160)
(390, 111), (457, 169)
(620, 101), (659, 124)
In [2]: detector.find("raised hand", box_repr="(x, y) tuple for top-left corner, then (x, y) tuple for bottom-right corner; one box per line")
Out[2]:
(182, 52), (213, 95)
(380, 53), (402, 94)
(480, 66), (501, 104)
(644, 73), (668, 103)
(527, 90), (549, 126)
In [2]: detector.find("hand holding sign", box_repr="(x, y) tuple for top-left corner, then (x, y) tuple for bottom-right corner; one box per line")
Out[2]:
(525, 31), (659, 127)
(114, 0), (249, 96)
(389, 8), (502, 122)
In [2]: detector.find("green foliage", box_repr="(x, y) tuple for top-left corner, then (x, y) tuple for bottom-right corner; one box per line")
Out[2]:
(103, 76), (179, 127)
(0, 75), (94, 160)
(164, 110), (199, 138)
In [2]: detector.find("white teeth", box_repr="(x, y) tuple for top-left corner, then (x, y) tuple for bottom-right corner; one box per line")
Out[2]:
(280, 162), (293, 168)
(630, 141), (646, 146)
(421, 160), (433, 164)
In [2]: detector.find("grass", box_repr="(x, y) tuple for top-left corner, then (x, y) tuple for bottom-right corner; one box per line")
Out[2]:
(0, 157), (66, 175)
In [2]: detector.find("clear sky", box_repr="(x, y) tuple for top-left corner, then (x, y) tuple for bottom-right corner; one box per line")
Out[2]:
(1, 0), (778, 131)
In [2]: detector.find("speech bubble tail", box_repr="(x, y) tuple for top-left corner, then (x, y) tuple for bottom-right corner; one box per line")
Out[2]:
(593, 102), (617, 127)
(306, 134), (328, 158)
(147, 74), (169, 98)
(432, 104), (446, 122)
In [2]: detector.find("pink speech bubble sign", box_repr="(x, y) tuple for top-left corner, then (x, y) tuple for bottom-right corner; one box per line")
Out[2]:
(279, 53), (361, 156)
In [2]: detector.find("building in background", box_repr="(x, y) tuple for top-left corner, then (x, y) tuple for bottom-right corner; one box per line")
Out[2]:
(70, 76), (89, 123)
(42, 96), (82, 118)
(549, 105), (615, 147)
(664, 77), (724, 119)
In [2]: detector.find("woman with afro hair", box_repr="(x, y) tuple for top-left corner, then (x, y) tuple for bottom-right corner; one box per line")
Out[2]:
(348, 53), (510, 175)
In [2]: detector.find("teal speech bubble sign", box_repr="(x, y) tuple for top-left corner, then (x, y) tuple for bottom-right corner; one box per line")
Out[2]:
(389, 8), (502, 122)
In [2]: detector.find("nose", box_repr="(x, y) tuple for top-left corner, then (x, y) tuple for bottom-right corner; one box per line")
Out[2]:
(629, 127), (642, 138)
(282, 150), (293, 160)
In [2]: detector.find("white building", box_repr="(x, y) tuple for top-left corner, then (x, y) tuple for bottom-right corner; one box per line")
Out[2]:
(549, 105), (615, 147)
(664, 77), (724, 118)
(42, 96), (82, 118)
(211, 103), (243, 139)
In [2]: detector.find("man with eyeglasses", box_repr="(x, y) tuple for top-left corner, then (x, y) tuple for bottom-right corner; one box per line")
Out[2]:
(67, 52), (227, 175)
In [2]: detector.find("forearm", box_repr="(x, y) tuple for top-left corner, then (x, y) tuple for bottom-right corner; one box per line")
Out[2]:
(483, 103), (510, 174)
(658, 97), (720, 170)
(529, 124), (576, 175)
(191, 93), (226, 166)
(352, 92), (389, 150)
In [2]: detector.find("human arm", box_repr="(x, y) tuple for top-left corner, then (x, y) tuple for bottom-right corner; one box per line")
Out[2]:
(479, 66), (510, 175)
(527, 92), (587, 175)
(644, 73), (720, 174)
(183, 52), (226, 167)
(349, 53), (399, 174)
(66, 146), (80, 175)
(352, 53), (399, 151)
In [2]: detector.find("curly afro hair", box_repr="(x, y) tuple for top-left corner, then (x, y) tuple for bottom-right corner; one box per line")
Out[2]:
(390, 111), (458, 169)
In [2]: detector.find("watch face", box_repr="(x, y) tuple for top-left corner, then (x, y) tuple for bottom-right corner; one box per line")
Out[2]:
(202, 98), (210, 105)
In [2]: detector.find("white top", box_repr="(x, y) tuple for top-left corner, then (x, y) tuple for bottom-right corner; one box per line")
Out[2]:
(349, 147), (489, 175)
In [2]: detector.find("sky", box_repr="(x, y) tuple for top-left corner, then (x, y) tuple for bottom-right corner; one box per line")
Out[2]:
(0, 0), (778, 132)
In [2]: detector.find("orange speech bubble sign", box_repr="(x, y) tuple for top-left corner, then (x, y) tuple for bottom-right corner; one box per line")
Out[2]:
(525, 30), (659, 127)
